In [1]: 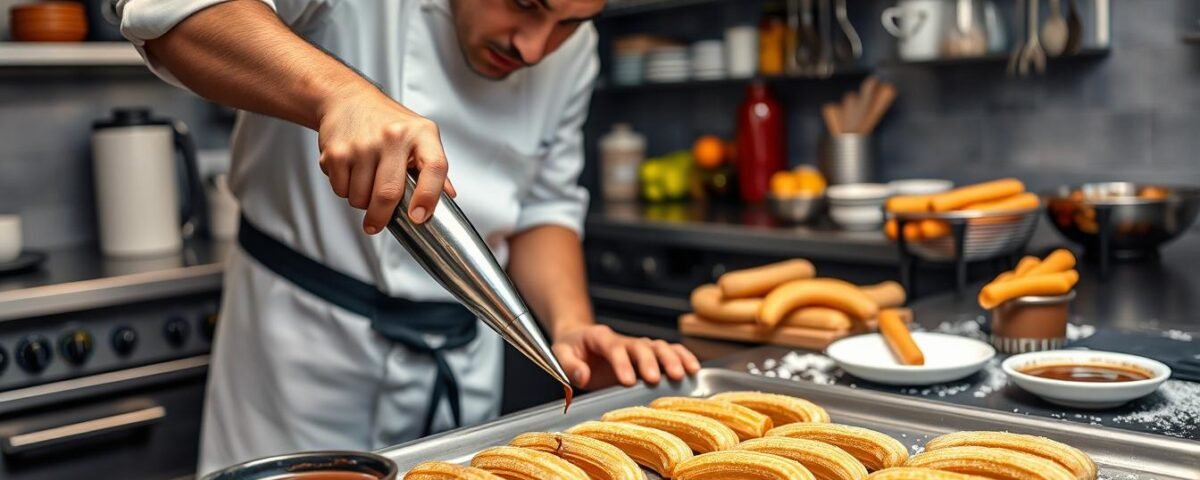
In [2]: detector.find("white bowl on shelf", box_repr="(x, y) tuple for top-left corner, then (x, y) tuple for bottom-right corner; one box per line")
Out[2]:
(825, 332), (996, 386)
(827, 183), (891, 230)
(888, 179), (954, 196)
(1002, 350), (1171, 409)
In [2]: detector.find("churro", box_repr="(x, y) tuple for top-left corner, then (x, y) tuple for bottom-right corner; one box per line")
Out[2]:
(566, 420), (692, 478)
(708, 391), (830, 425)
(470, 446), (589, 480)
(404, 461), (503, 480)
(673, 450), (816, 480)
(766, 423), (909, 471)
(735, 437), (869, 480)
(904, 446), (1076, 480)
(601, 406), (739, 453)
(923, 431), (1096, 480)
(649, 396), (773, 440)
(509, 432), (644, 480)
(865, 467), (985, 479)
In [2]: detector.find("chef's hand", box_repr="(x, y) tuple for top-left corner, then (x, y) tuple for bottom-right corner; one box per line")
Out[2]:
(317, 88), (457, 234)
(552, 325), (701, 389)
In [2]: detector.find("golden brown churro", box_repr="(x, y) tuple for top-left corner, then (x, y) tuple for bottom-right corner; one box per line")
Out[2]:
(865, 467), (986, 479)
(766, 423), (909, 471)
(672, 450), (816, 480)
(708, 391), (831, 425)
(566, 420), (692, 478)
(601, 406), (739, 453)
(923, 431), (1096, 480)
(469, 446), (589, 480)
(735, 437), (869, 480)
(904, 446), (1076, 480)
(404, 461), (504, 480)
(649, 396), (773, 441)
(509, 432), (644, 480)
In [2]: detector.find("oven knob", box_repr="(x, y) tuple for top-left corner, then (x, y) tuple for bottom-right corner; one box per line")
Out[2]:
(0, 346), (8, 375)
(111, 326), (138, 356)
(16, 336), (52, 374)
(59, 330), (94, 366)
(164, 317), (190, 347)
(201, 313), (218, 341)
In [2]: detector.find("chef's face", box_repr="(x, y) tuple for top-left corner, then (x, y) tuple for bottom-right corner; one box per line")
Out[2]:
(450, 0), (605, 79)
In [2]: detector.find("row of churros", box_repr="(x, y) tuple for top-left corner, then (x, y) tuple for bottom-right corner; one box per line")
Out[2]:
(885, 178), (1040, 242)
(686, 258), (908, 334)
(977, 249), (1079, 309)
(404, 391), (1097, 480)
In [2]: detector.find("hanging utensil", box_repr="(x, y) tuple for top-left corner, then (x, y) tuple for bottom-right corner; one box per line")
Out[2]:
(1064, 0), (1083, 54)
(1017, 0), (1047, 75)
(1007, 0), (1025, 76)
(1040, 0), (1069, 56)
(795, 0), (821, 75)
(832, 0), (862, 63)
(944, 0), (987, 57)
(815, 0), (835, 77)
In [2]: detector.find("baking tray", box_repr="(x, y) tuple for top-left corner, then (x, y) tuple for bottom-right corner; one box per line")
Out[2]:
(379, 369), (1200, 479)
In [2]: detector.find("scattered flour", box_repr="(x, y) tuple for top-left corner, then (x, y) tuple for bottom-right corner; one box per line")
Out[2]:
(1111, 380), (1200, 439)
(1161, 329), (1194, 342)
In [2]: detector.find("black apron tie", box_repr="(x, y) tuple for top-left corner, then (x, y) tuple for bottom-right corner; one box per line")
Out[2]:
(237, 216), (477, 437)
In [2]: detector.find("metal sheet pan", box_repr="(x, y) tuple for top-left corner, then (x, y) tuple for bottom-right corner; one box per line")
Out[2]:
(379, 369), (1200, 479)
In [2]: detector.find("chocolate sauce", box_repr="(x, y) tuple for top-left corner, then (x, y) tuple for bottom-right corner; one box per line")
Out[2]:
(265, 473), (378, 480)
(563, 384), (574, 413)
(1019, 362), (1153, 383)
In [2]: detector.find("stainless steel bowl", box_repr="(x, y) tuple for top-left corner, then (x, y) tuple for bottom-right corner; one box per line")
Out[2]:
(1045, 183), (1200, 258)
(767, 193), (825, 224)
(890, 207), (1041, 262)
(202, 451), (398, 480)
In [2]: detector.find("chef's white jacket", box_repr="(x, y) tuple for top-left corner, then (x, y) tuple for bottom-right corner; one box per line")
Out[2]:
(113, 0), (597, 473)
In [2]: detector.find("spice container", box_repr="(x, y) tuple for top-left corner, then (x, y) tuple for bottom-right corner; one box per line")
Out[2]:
(990, 290), (1076, 353)
(598, 123), (645, 203)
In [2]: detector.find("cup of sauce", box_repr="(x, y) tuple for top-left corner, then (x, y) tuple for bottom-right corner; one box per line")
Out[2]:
(202, 451), (397, 480)
(990, 291), (1076, 353)
(1002, 350), (1171, 409)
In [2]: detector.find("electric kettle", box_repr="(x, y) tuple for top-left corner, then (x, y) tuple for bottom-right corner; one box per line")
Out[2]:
(91, 108), (207, 257)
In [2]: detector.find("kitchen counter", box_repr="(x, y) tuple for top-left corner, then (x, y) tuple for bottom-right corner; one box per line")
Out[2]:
(0, 240), (229, 321)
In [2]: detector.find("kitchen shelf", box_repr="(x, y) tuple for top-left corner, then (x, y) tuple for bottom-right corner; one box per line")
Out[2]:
(882, 47), (1110, 68)
(595, 67), (871, 93)
(0, 42), (144, 67)
(601, 0), (755, 18)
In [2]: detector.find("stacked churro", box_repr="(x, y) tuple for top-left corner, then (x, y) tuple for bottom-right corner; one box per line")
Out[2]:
(402, 392), (1097, 480)
(978, 249), (1079, 310)
(885, 178), (1039, 242)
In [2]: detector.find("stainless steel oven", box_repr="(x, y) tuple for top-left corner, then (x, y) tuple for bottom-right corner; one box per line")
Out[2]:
(0, 293), (218, 480)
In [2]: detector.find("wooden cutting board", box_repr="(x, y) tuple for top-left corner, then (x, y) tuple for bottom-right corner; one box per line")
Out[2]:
(678, 313), (850, 350)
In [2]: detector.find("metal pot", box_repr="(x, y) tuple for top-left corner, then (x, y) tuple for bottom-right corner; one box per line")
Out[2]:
(202, 451), (398, 480)
(1045, 183), (1200, 258)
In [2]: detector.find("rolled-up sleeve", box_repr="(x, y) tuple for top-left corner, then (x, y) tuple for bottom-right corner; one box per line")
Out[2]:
(514, 25), (599, 236)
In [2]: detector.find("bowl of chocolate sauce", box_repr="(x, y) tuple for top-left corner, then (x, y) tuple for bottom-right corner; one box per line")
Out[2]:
(1002, 350), (1171, 409)
(202, 451), (397, 480)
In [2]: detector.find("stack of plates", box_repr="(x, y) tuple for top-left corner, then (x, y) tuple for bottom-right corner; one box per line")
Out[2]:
(690, 40), (726, 80)
(645, 46), (690, 83)
(612, 53), (644, 86)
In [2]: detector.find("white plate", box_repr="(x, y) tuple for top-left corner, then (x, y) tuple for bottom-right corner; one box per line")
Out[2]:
(1002, 350), (1171, 409)
(825, 332), (996, 386)
(826, 183), (893, 203)
(888, 179), (954, 196)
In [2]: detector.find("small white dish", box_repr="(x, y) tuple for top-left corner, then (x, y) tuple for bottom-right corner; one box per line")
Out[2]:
(1002, 350), (1171, 409)
(888, 179), (954, 196)
(829, 203), (885, 230)
(826, 183), (893, 203)
(825, 332), (996, 386)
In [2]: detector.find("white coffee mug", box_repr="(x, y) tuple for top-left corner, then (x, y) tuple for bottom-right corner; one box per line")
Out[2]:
(882, 0), (951, 61)
(0, 215), (21, 263)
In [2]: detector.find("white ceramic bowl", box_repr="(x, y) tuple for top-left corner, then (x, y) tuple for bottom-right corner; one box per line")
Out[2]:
(888, 179), (954, 196)
(826, 332), (996, 386)
(826, 183), (893, 204)
(1002, 350), (1171, 409)
(829, 203), (885, 230)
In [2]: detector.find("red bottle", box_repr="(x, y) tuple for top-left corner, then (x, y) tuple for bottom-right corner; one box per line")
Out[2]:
(735, 81), (785, 203)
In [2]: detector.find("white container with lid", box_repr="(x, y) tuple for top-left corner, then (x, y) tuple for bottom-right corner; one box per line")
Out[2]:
(599, 124), (645, 203)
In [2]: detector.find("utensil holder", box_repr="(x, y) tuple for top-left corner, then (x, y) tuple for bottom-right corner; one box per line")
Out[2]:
(819, 134), (874, 185)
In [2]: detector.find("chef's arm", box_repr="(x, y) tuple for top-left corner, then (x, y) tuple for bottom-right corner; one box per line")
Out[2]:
(130, 0), (452, 231)
(507, 225), (595, 339)
(508, 225), (700, 388)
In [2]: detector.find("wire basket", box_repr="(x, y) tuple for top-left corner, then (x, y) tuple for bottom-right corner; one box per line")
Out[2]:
(891, 207), (1042, 262)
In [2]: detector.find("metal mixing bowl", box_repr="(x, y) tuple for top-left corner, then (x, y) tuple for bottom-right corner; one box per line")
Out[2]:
(202, 451), (398, 480)
(767, 193), (825, 224)
(1045, 183), (1200, 258)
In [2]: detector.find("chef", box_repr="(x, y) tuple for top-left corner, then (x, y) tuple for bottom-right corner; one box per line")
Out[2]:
(112, 0), (700, 474)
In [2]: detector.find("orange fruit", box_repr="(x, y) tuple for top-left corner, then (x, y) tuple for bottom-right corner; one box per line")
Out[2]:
(692, 135), (725, 169)
(793, 166), (827, 194)
(770, 171), (799, 196)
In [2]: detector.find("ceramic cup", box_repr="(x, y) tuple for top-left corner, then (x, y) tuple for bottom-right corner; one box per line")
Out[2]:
(0, 214), (21, 263)
(881, 0), (951, 61)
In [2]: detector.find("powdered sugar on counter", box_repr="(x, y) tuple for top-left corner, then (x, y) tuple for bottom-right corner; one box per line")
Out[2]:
(1161, 329), (1193, 342)
(1112, 380), (1200, 439)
